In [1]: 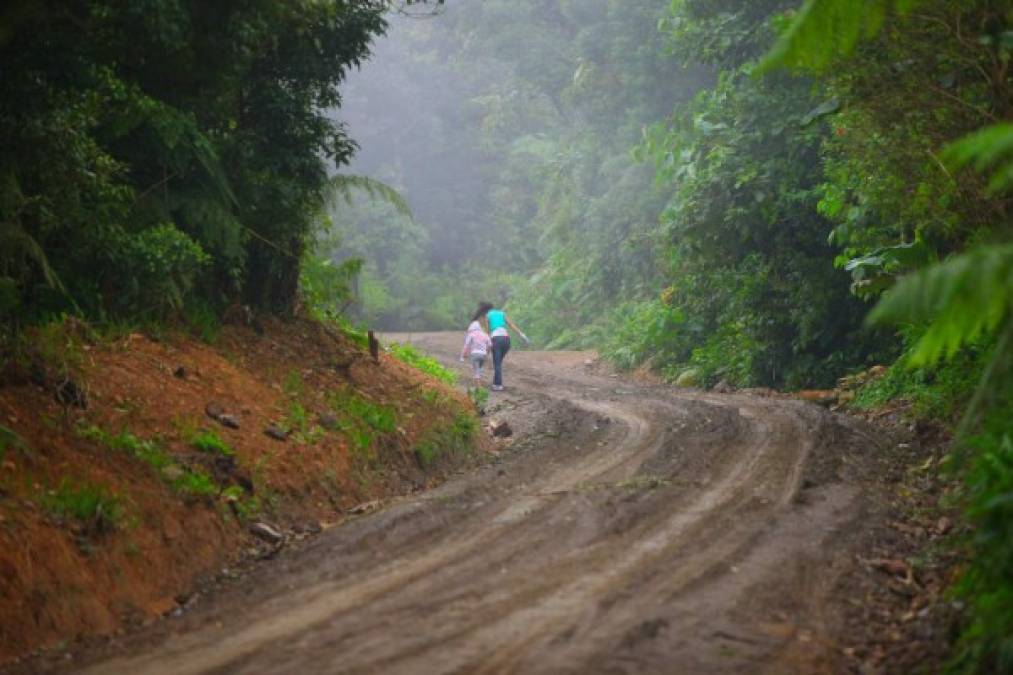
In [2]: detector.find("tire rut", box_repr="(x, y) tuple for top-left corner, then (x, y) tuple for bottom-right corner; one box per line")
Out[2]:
(67, 335), (868, 675)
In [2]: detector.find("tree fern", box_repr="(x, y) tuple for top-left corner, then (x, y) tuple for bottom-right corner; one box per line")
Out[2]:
(328, 175), (412, 218)
(869, 245), (1013, 366)
(943, 123), (1013, 196)
(0, 219), (63, 292)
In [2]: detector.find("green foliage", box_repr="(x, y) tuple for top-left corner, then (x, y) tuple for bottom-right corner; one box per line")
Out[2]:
(949, 401), (1013, 674)
(0, 424), (32, 463)
(190, 430), (234, 457)
(2, 0), (388, 327)
(870, 246), (1013, 367)
(467, 386), (489, 410)
(325, 387), (398, 465)
(759, 1), (1013, 669)
(222, 485), (262, 521)
(388, 342), (457, 385)
(851, 351), (985, 421)
(758, 0), (923, 74)
(42, 478), (123, 533)
(78, 424), (221, 496)
(414, 412), (477, 469)
(181, 297), (222, 343)
(943, 123), (1013, 196)
(329, 175), (412, 218)
(171, 469), (218, 497)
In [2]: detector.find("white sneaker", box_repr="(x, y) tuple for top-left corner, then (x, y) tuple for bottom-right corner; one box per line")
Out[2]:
(492, 384), (504, 391)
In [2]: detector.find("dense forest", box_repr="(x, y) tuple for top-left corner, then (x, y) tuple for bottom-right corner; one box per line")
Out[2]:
(2, 0), (1011, 670)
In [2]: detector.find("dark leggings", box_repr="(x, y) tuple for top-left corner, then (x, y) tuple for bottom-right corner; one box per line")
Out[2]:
(491, 335), (511, 386)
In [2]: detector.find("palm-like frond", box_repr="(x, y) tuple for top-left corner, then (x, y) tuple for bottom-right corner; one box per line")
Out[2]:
(869, 244), (1013, 366)
(943, 123), (1013, 196)
(0, 219), (63, 291)
(328, 175), (412, 218)
(757, 0), (922, 74)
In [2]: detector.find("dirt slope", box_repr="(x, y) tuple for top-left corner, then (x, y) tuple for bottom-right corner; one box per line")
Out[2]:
(0, 322), (482, 666)
(21, 332), (925, 675)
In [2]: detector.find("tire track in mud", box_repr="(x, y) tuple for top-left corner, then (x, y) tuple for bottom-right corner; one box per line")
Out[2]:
(71, 335), (867, 675)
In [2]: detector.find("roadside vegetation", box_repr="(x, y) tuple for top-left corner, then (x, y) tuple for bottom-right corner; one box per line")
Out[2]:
(0, 0), (1009, 670)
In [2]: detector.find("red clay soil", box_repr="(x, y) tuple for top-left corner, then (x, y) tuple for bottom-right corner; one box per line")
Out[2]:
(0, 317), (482, 665)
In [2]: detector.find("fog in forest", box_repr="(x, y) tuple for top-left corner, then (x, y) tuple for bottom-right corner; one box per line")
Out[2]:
(326, 3), (708, 333)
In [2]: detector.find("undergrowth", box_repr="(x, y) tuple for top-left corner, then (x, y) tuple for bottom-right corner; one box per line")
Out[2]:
(41, 478), (123, 534)
(414, 412), (477, 469)
(78, 424), (219, 496)
(190, 430), (235, 456)
(851, 349), (985, 421)
(326, 388), (398, 468)
(387, 342), (457, 385)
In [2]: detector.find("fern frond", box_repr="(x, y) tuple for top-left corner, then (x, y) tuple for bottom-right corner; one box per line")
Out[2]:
(942, 123), (1013, 195)
(868, 245), (1013, 366)
(757, 0), (922, 74)
(328, 175), (412, 218)
(0, 219), (63, 290)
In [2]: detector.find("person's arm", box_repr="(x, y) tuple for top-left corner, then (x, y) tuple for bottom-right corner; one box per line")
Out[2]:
(461, 334), (470, 360)
(506, 315), (530, 343)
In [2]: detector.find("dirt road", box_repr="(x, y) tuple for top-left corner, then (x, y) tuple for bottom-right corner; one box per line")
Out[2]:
(58, 333), (885, 674)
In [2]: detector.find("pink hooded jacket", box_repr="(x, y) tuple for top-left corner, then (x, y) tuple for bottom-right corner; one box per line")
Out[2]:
(461, 320), (492, 358)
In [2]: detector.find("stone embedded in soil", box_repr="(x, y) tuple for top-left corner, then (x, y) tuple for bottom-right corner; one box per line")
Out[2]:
(264, 425), (289, 441)
(318, 413), (340, 430)
(249, 522), (284, 544)
(488, 418), (513, 438)
(217, 414), (240, 429)
(205, 403), (225, 420)
(173, 366), (187, 378)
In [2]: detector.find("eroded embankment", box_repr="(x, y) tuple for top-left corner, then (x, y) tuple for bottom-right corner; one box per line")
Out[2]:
(0, 320), (483, 665)
(45, 333), (892, 675)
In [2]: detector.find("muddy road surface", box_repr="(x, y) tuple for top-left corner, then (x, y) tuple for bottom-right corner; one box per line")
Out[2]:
(55, 333), (885, 674)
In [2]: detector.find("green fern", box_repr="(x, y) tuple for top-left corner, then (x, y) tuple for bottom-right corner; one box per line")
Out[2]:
(328, 175), (412, 218)
(869, 245), (1013, 366)
(942, 123), (1013, 196)
(757, 0), (923, 74)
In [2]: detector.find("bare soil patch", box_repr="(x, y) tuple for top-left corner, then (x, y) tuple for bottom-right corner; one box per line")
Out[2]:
(0, 321), (483, 666)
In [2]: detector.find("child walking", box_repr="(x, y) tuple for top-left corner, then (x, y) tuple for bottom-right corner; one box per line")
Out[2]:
(460, 320), (493, 386)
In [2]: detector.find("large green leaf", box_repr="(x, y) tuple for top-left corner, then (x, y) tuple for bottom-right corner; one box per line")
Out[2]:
(757, 0), (923, 74)
(942, 123), (1013, 196)
(869, 245), (1013, 365)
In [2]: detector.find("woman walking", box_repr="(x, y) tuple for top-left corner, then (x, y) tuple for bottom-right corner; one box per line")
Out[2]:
(473, 301), (529, 391)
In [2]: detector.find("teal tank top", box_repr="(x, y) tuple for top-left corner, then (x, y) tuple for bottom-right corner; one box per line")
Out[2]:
(487, 309), (507, 332)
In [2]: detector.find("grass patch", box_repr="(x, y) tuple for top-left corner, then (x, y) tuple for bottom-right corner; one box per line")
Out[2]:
(414, 412), (477, 469)
(170, 468), (217, 496)
(42, 478), (123, 533)
(329, 390), (397, 434)
(0, 424), (32, 463)
(190, 429), (234, 456)
(222, 485), (262, 520)
(322, 388), (399, 473)
(467, 386), (489, 410)
(388, 342), (457, 385)
(283, 369), (305, 397)
(181, 298), (222, 343)
(851, 351), (984, 422)
(78, 424), (222, 497)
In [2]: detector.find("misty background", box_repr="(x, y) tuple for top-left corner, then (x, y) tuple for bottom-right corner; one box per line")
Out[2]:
(325, 2), (710, 334)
